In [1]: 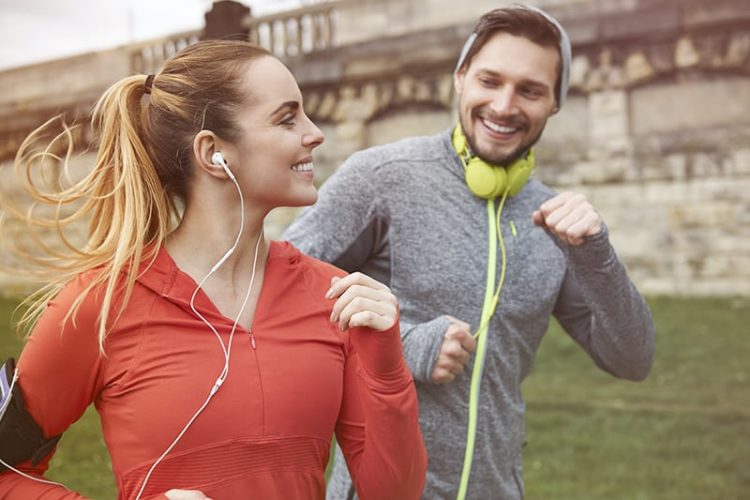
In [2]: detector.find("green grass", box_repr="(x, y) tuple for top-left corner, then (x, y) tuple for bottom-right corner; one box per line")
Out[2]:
(0, 299), (116, 498)
(522, 296), (750, 500)
(1, 296), (748, 499)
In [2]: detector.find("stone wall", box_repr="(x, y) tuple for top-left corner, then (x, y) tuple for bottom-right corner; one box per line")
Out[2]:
(277, 0), (750, 296)
(1, 0), (748, 296)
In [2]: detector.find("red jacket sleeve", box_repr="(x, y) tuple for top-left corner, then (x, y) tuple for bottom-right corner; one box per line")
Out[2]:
(335, 322), (427, 500)
(0, 275), (103, 498)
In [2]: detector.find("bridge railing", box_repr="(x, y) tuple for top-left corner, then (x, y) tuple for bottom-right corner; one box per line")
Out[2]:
(246, 1), (342, 58)
(130, 30), (202, 75)
(129, 0), (345, 74)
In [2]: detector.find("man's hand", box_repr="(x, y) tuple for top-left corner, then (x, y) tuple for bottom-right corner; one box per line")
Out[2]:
(532, 191), (602, 246)
(431, 317), (477, 384)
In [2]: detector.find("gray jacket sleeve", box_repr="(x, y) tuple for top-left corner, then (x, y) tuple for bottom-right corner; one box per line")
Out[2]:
(283, 154), (380, 268)
(399, 316), (452, 383)
(284, 155), (449, 383)
(553, 225), (655, 381)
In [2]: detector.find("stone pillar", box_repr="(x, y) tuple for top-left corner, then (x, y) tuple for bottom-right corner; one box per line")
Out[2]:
(332, 86), (378, 164)
(582, 50), (634, 183)
(203, 0), (252, 41)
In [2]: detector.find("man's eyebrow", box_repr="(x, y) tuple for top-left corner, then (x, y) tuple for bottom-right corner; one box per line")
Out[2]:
(475, 68), (550, 89)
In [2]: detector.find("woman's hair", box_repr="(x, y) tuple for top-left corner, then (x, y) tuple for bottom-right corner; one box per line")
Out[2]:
(1, 40), (271, 351)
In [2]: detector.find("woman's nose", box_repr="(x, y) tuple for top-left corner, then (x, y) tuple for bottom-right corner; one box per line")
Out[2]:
(303, 117), (325, 148)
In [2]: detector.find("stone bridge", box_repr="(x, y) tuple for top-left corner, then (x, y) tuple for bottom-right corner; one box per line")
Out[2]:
(0, 0), (748, 295)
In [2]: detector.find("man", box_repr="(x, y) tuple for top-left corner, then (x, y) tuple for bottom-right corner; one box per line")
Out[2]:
(284, 5), (655, 499)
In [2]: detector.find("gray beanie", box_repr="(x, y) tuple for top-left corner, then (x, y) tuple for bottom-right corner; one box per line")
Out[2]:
(454, 4), (572, 107)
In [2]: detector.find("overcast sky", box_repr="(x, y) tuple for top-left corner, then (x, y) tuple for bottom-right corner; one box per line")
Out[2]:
(0, 0), (306, 71)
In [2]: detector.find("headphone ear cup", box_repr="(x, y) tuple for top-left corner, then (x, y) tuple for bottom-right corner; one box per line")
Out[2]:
(506, 151), (535, 196)
(465, 158), (506, 199)
(452, 128), (468, 155)
(493, 167), (508, 198)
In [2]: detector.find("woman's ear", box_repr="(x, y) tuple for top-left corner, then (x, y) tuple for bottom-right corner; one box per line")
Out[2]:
(193, 130), (231, 180)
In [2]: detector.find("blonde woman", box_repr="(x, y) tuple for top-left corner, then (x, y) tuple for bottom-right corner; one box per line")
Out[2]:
(0, 40), (426, 499)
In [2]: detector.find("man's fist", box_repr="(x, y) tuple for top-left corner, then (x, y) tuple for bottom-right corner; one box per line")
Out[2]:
(431, 317), (477, 384)
(532, 191), (602, 246)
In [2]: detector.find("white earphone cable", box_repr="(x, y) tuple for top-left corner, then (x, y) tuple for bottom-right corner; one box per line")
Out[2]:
(135, 161), (263, 500)
(2, 154), (260, 497)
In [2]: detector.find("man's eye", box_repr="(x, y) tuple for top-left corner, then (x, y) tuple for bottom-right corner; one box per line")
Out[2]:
(522, 88), (543, 99)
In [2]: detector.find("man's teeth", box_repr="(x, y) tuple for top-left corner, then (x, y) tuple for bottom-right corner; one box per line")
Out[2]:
(291, 162), (313, 172)
(482, 119), (517, 134)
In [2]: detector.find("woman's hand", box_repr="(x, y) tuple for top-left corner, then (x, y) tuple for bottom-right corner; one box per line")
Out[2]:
(326, 272), (403, 376)
(326, 272), (398, 332)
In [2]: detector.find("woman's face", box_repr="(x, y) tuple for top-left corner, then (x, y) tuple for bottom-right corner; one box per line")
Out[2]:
(224, 56), (325, 210)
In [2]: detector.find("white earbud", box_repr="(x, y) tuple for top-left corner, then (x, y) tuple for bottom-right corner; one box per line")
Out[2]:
(211, 151), (235, 180)
(135, 147), (259, 500)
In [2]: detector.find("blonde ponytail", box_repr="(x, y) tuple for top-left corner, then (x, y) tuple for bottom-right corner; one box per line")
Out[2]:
(1, 40), (270, 352)
(3, 75), (175, 351)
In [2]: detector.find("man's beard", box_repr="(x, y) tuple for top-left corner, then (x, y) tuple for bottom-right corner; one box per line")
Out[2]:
(463, 115), (546, 167)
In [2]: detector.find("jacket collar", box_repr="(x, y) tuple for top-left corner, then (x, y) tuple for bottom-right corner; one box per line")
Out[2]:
(134, 240), (301, 321)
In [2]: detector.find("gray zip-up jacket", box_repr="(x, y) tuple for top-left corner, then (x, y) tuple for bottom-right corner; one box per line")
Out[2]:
(283, 129), (655, 499)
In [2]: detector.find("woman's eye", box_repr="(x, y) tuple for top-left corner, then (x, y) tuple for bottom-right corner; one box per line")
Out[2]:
(281, 114), (296, 126)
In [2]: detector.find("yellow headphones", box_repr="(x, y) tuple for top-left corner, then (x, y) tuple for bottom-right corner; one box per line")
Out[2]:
(451, 123), (535, 500)
(452, 124), (535, 199)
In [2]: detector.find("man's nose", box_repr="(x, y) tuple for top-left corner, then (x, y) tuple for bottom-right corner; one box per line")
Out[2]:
(488, 86), (518, 115)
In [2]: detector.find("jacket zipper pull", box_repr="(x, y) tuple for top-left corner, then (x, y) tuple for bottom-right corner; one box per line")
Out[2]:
(249, 331), (257, 350)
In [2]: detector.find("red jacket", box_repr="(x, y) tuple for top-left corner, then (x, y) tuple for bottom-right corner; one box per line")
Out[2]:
(0, 241), (426, 499)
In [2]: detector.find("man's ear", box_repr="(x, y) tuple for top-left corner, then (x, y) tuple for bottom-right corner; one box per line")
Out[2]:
(193, 130), (230, 179)
(454, 68), (466, 95)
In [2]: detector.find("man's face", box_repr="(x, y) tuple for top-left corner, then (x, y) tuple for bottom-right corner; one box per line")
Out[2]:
(454, 32), (559, 166)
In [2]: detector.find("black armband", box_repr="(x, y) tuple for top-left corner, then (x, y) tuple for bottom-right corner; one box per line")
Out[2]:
(0, 358), (61, 470)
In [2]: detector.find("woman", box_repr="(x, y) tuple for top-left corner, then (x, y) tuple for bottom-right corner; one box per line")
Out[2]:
(0, 40), (426, 499)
